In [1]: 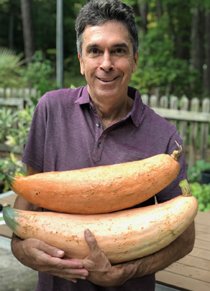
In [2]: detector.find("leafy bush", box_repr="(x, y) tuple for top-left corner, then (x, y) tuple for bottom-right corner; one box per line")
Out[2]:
(0, 107), (17, 143)
(21, 50), (57, 96)
(190, 182), (210, 212)
(0, 104), (34, 193)
(0, 47), (26, 88)
(5, 104), (35, 149)
(187, 160), (210, 183)
(187, 160), (210, 212)
(0, 153), (26, 193)
(130, 17), (198, 97)
(0, 103), (35, 150)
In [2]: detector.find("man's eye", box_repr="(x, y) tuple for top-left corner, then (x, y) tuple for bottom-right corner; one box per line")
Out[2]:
(90, 49), (99, 54)
(114, 48), (124, 54)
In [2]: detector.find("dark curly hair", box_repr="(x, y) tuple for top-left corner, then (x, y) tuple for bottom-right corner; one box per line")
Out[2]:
(75, 0), (139, 57)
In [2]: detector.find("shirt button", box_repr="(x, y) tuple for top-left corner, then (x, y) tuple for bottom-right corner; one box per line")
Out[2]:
(97, 142), (102, 148)
(96, 122), (101, 128)
(89, 104), (92, 109)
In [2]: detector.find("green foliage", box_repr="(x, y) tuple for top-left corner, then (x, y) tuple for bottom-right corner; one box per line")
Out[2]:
(188, 159), (210, 212)
(187, 160), (210, 183)
(0, 104), (34, 193)
(0, 153), (26, 193)
(0, 47), (26, 88)
(190, 182), (210, 212)
(130, 16), (198, 96)
(0, 107), (17, 143)
(21, 50), (57, 96)
(5, 104), (35, 149)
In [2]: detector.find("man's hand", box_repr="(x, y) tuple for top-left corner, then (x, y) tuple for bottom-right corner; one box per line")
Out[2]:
(12, 236), (89, 283)
(82, 229), (125, 287)
(82, 221), (195, 287)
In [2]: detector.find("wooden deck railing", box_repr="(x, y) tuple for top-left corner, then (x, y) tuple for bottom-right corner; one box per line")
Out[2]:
(0, 88), (210, 168)
(142, 94), (210, 168)
(0, 87), (40, 100)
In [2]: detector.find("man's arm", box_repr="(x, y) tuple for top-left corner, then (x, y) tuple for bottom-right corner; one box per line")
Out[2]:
(11, 165), (89, 283)
(81, 219), (195, 287)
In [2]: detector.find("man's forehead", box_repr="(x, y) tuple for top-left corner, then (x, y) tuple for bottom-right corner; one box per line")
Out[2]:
(84, 20), (129, 34)
(82, 21), (131, 45)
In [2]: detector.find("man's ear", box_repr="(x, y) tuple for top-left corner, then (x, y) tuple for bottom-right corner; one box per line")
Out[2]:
(132, 51), (139, 73)
(78, 53), (85, 75)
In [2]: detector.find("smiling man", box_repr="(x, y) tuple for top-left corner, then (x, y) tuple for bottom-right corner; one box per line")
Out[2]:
(78, 20), (138, 129)
(11, 1), (195, 291)
(78, 20), (138, 128)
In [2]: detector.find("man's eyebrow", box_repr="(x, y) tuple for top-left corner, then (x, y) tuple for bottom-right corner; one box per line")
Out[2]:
(85, 43), (129, 49)
(112, 43), (129, 48)
(86, 44), (100, 50)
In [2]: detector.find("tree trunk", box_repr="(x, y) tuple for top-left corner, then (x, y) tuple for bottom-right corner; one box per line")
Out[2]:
(166, 4), (175, 48)
(191, 7), (205, 94)
(157, 0), (162, 20)
(8, 0), (14, 51)
(175, 1), (191, 60)
(203, 12), (210, 96)
(140, 0), (148, 35)
(132, 1), (142, 33)
(20, 0), (35, 64)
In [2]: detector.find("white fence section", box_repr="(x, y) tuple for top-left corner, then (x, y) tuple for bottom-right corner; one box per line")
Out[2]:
(141, 94), (210, 168)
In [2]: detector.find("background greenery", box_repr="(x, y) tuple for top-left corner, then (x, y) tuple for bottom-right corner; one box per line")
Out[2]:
(187, 160), (210, 212)
(0, 0), (210, 98)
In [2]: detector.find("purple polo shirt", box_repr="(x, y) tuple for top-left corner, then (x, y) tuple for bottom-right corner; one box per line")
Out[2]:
(22, 85), (187, 291)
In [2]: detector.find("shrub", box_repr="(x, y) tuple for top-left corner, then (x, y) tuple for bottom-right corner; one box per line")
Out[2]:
(0, 153), (26, 193)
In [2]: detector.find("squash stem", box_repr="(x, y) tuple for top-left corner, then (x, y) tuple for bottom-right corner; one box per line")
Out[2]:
(179, 179), (192, 197)
(171, 141), (182, 161)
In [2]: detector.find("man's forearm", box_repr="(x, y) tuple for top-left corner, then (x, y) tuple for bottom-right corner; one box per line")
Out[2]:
(111, 222), (195, 285)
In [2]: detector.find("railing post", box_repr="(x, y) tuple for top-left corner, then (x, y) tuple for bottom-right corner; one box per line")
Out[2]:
(188, 98), (199, 168)
(180, 97), (189, 149)
(200, 98), (210, 160)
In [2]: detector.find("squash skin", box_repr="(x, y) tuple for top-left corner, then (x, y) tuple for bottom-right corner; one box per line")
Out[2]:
(9, 153), (181, 214)
(3, 195), (198, 264)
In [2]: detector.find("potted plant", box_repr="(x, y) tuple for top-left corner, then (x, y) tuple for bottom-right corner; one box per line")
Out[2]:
(187, 160), (210, 185)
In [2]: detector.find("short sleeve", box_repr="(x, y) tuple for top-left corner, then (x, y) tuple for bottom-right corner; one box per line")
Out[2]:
(22, 95), (48, 172)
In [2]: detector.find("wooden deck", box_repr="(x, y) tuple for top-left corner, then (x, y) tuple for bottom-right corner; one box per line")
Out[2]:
(156, 210), (210, 291)
(0, 192), (210, 290)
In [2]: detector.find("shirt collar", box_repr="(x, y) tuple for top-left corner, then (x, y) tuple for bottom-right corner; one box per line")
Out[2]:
(75, 85), (144, 127)
(127, 86), (144, 127)
(75, 85), (90, 105)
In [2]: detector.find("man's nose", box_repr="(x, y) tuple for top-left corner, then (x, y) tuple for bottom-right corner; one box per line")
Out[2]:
(100, 52), (113, 72)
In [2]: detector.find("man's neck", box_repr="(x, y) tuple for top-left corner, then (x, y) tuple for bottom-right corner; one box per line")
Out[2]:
(91, 96), (134, 129)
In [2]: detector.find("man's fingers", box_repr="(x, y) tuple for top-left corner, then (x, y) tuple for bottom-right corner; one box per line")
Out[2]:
(84, 229), (99, 252)
(38, 253), (86, 271)
(35, 240), (65, 258)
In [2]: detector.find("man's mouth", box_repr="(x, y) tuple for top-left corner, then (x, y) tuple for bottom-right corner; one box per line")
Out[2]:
(98, 77), (117, 82)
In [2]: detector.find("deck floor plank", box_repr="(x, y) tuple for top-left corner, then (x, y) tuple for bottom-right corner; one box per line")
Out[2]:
(178, 254), (210, 271)
(157, 211), (210, 290)
(165, 261), (210, 283)
(194, 239), (210, 251)
(195, 211), (210, 226)
(156, 271), (210, 291)
(189, 247), (210, 261)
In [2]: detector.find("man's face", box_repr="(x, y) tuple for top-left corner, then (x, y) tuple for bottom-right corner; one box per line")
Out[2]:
(78, 20), (138, 102)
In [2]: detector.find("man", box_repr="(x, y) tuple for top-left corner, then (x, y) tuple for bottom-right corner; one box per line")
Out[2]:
(11, 0), (195, 290)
